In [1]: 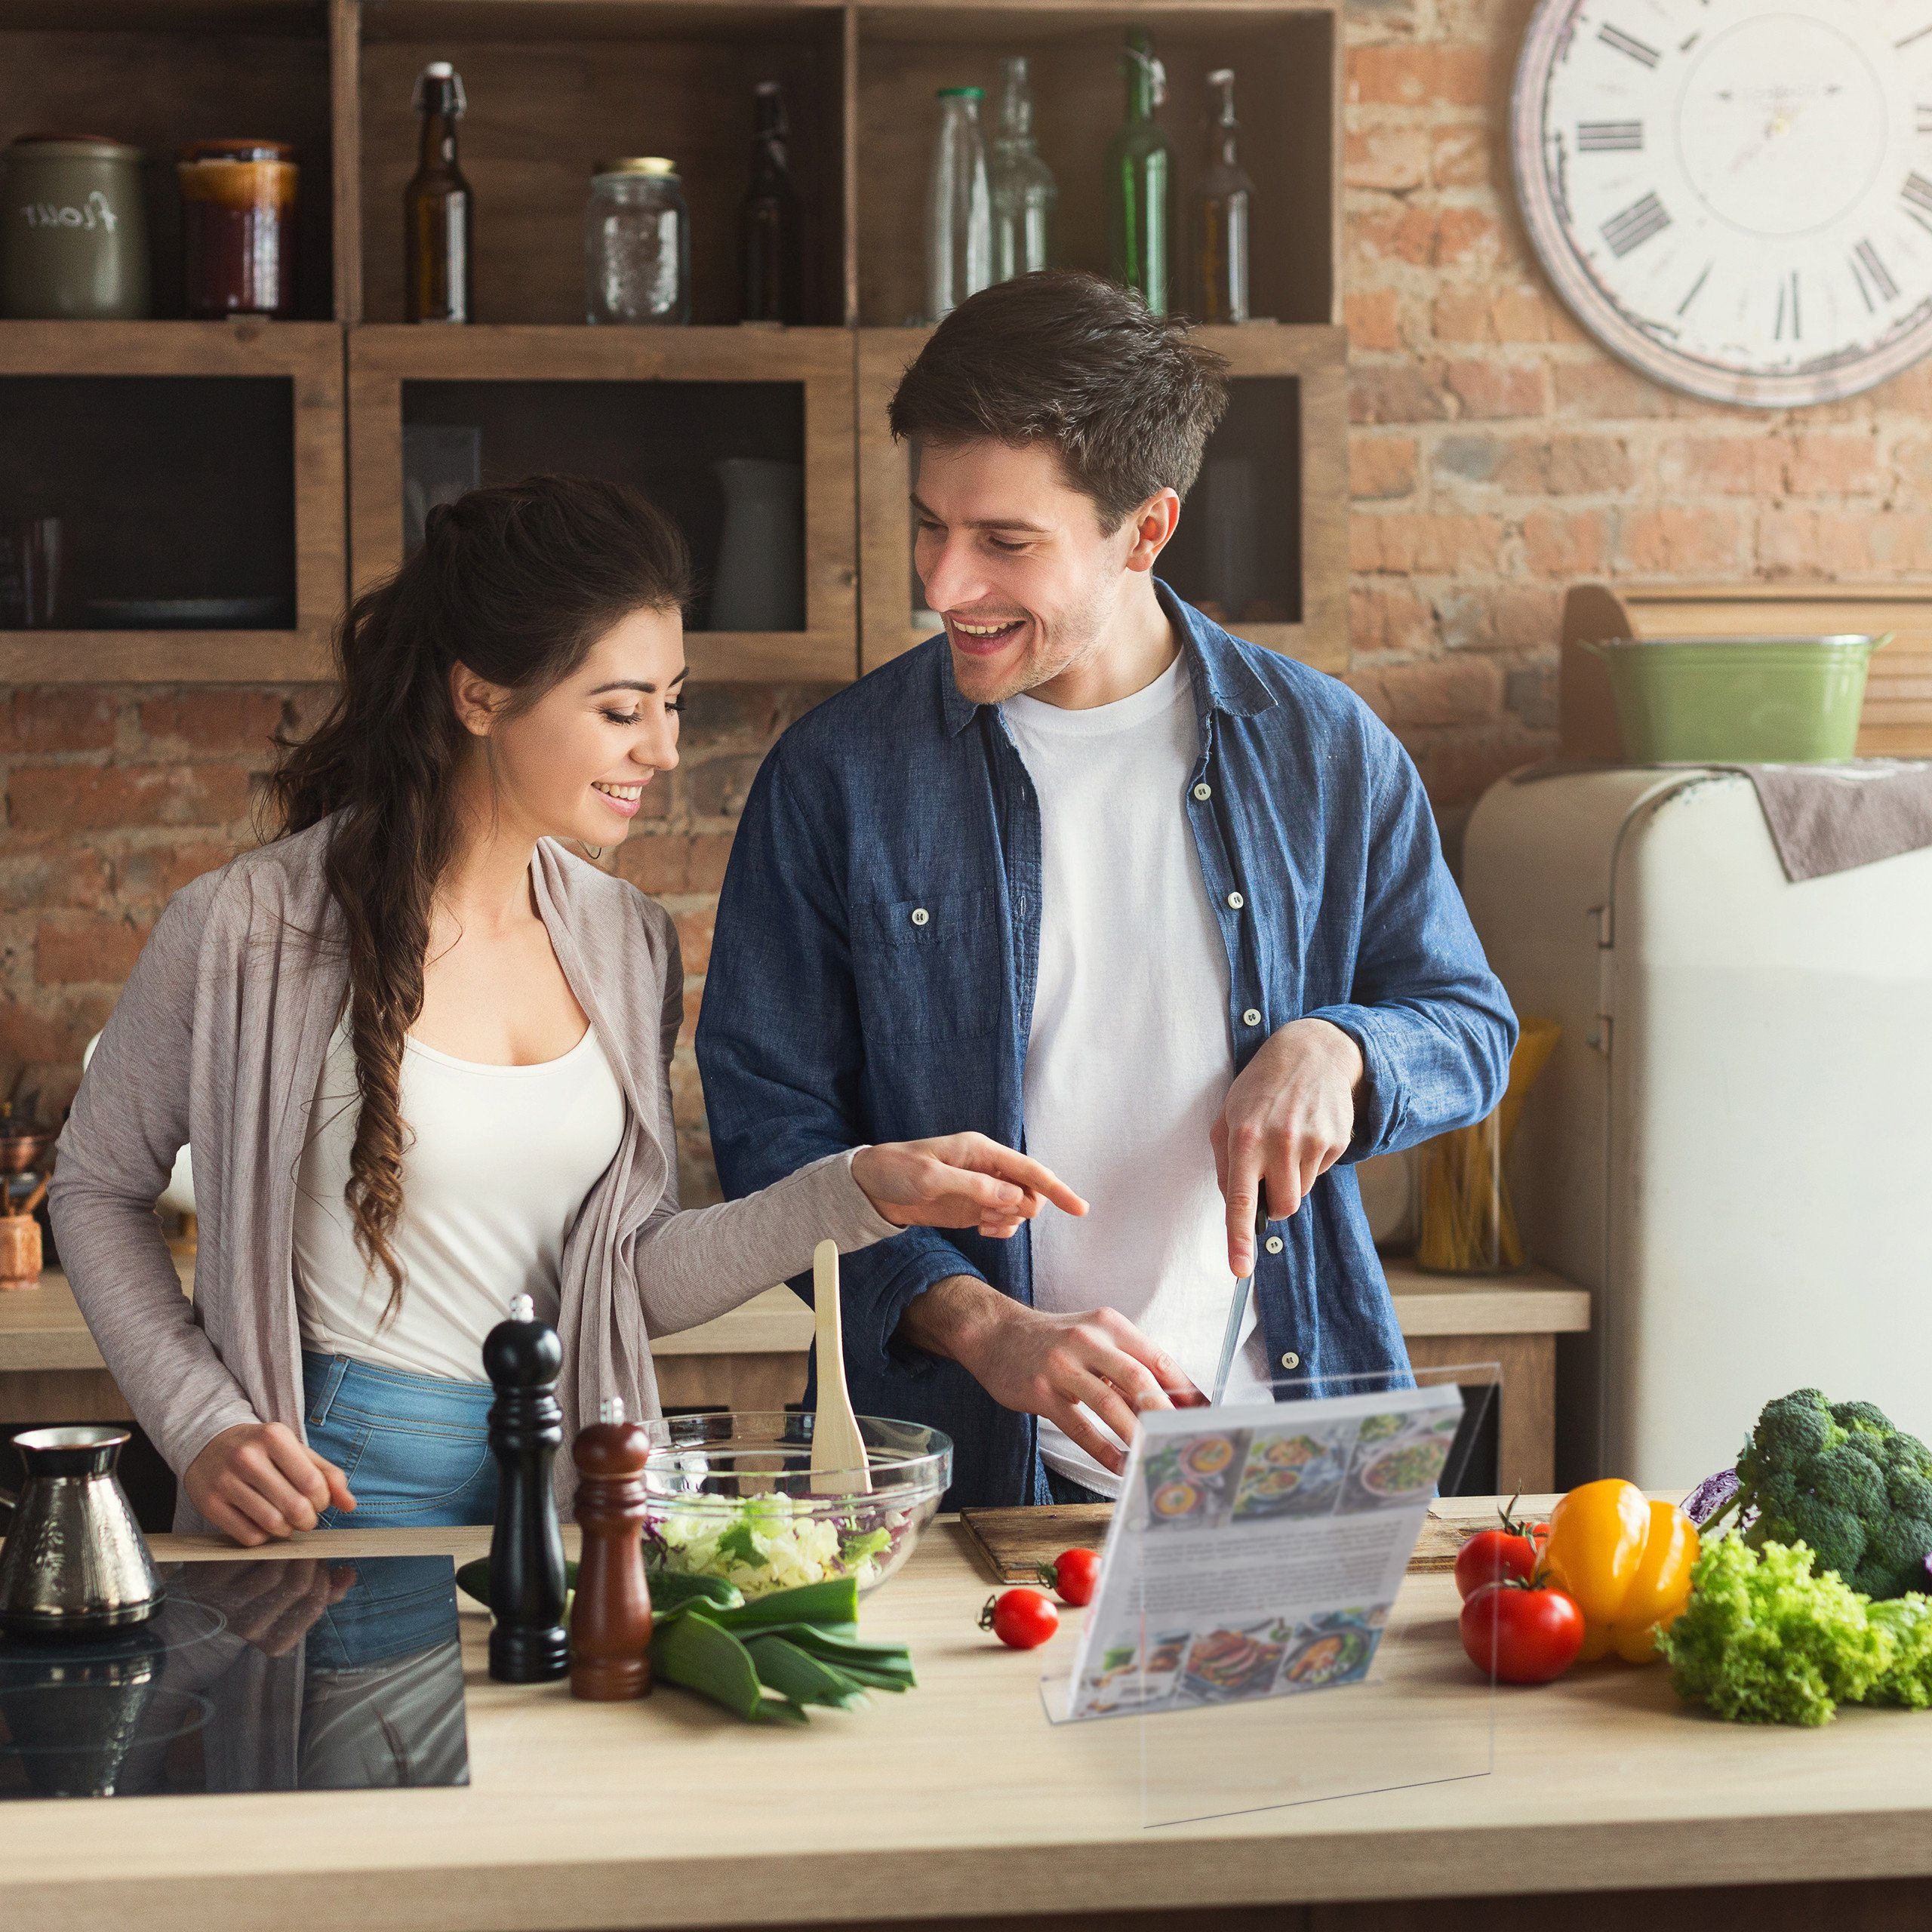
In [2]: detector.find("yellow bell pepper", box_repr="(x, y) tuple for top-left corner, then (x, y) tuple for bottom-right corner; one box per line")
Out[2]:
(1539, 1478), (1699, 1663)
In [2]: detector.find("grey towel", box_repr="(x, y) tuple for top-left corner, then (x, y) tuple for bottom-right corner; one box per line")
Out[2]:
(1508, 758), (1932, 881)
(1739, 761), (1932, 881)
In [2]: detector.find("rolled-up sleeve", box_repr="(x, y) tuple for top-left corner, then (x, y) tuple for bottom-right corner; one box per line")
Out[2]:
(1307, 721), (1518, 1160)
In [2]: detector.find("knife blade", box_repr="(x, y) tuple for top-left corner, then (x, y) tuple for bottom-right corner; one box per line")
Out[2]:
(1209, 1181), (1271, 1405)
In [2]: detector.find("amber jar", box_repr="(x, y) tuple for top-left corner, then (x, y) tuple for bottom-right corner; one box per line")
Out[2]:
(176, 140), (297, 318)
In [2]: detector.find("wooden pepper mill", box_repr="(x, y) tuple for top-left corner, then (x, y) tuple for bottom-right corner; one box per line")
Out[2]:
(569, 1397), (654, 1701)
(483, 1294), (568, 1683)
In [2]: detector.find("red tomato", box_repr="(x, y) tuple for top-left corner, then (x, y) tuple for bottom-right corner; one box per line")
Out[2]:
(1454, 1527), (1542, 1601)
(980, 1589), (1060, 1650)
(1459, 1580), (1585, 1685)
(1041, 1549), (1102, 1607)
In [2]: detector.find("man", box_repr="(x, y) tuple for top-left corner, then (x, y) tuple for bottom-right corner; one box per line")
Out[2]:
(697, 271), (1516, 1508)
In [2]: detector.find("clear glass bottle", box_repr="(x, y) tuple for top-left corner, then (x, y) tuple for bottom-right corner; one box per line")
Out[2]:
(586, 158), (691, 325)
(989, 56), (1055, 284)
(1104, 29), (1174, 314)
(1195, 68), (1252, 323)
(406, 61), (472, 324)
(925, 86), (992, 323)
(740, 81), (803, 325)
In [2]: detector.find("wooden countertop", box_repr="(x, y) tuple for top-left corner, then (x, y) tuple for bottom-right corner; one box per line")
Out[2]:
(6, 1503), (1932, 1930)
(0, 1255), (1590, 1377)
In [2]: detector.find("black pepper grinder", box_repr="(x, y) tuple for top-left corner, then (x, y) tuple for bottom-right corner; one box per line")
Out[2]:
(483, 1293), (568, 1682)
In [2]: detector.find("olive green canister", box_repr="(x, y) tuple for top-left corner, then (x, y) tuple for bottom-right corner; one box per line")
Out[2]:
(2, 134), (150, 319)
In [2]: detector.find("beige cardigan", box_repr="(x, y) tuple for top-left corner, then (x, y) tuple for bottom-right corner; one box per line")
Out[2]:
(48, 817), (897, 1531)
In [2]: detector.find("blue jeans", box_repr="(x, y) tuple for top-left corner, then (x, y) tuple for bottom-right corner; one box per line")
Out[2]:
(302, 1352), (498, 1529)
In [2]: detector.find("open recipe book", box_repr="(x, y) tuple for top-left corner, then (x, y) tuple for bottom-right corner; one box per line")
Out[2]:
(1054, 1381), (1465, 1722)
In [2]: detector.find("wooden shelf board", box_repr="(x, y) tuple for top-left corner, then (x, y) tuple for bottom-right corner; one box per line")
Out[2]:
(0, 317), (342, 374)
(349, 320), (854, 378)
(1381, 1257), (1594, 1338)
(0, 632), (334, 683)
(0, 0), (323, 29)
(5, 1257), (1588, 1383)
(684, 631), (860, 678)
(358, 0), (844, 38)
(857, 0), (1337, 42)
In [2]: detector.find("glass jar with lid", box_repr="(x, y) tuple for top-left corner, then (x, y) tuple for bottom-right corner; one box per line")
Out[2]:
(586, 158), (690, 325)
(177, 139), (299, 318)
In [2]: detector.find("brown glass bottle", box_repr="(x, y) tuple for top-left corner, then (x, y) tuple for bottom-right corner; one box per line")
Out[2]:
(740, 81), (803, 324)
(406, 60), (472, 323)
(1195, 68), (1252, 324)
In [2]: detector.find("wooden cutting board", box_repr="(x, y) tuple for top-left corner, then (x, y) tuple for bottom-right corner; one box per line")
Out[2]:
(958, 1503), (1468, 1583)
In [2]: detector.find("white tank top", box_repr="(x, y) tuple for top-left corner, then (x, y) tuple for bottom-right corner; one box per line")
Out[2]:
(292, 1019), (626, 1383)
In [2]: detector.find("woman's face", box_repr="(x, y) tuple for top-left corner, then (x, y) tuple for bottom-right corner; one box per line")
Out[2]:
(457, 604), (686, 849)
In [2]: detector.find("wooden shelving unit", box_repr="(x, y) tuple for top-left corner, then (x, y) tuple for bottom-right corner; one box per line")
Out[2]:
(0, 0), (1346, 688)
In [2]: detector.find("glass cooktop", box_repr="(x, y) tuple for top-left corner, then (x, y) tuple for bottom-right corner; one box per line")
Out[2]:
(0, 1554), (469, 1801)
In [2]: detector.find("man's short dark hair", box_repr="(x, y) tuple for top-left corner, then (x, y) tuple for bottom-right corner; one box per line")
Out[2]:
(888, 271), (1230, 533)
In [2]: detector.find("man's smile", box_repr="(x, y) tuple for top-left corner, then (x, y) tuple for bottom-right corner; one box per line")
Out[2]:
(946, 614), (1029, 657)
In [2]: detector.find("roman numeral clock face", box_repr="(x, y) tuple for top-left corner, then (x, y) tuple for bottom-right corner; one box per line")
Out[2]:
(1512, 0), (1932, 404)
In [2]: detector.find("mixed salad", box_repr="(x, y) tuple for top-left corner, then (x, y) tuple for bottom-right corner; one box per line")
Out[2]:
(643, 1491), (913, 1598)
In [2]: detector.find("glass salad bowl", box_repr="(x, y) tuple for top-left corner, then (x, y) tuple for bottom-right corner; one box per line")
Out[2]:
(638, 1412), (952, 1598)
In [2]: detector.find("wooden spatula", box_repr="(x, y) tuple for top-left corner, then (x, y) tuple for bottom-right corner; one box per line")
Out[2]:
(808, 1238), (872, 1494)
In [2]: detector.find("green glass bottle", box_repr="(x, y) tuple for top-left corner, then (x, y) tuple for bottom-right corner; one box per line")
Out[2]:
(1104, 29), (1174, 313)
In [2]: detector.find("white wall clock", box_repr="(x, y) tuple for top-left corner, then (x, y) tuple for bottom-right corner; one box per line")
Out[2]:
(1512, 0), (1932, 406)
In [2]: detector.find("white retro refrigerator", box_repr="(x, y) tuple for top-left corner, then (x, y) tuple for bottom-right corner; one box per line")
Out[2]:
(1460, 768), (1932, 1491)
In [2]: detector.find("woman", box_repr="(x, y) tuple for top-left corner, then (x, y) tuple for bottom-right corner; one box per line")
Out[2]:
(49, 476), (1082, 1546)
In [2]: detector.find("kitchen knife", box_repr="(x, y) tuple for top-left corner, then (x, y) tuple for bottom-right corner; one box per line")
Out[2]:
(1209, 1183), (1271, 1405)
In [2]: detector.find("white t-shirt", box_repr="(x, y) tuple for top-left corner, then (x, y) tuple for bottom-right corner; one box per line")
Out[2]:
(1003, 651), (1271, 1497)
(292, 1020), (626, 1383)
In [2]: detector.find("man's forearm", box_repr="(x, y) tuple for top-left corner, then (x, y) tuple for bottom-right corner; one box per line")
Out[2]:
(891, 1272), (1008, 1367)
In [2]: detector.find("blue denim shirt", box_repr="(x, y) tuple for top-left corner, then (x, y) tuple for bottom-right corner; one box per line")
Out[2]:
(697, 586), (1518, 1508)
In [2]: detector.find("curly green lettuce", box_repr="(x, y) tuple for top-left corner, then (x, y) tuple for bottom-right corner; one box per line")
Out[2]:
(1660, 1537), (1891, 1725)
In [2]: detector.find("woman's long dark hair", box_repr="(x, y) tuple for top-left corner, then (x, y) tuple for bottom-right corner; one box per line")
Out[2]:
(266, 475), (692, 1318)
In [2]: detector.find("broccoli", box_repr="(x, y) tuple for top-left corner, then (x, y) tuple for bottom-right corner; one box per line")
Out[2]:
(1708, 1389), (1932, 1601)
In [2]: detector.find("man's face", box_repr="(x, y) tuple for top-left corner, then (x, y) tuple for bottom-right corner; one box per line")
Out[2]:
(910, 439), (1164, 706)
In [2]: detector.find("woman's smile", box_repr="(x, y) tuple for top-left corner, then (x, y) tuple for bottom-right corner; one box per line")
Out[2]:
(592, 777), (651, 818)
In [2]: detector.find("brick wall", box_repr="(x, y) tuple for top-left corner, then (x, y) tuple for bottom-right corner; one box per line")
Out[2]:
(6, 0), (1923, 1187)
(1342, 0), (1932, 814)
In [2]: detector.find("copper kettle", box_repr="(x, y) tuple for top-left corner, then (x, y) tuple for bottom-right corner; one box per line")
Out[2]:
(0, 1427), (165, 1635)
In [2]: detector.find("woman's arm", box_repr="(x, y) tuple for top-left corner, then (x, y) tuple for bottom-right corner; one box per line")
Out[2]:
(46, 876), (263, 1478)
(629, 924), (1079, 1337)
(628, 925), (897, 1334)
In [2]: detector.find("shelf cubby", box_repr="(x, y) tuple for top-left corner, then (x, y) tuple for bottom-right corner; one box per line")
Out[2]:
(854, 2), (1338, 331)
(857, 319), (1346, 674)
(0, 0), (342, 322)
(0, 321), (346, 683)
(348, 324), (856, 679)
(351, 0), (849, 328)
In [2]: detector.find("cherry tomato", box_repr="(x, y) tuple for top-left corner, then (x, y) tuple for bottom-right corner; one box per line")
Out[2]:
(980, 1589), (1060, 1650)
(1038, 1548), (1102, 1607)
(1452, 1498), (1549, 1601)
(1454, 1528), (1542, 1601)
(1459, 1580), (1586, 1685)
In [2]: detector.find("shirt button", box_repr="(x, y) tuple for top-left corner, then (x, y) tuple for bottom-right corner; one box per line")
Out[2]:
(1281, 1352), (1300, 1371)
(1265, 1235), (1284, 1255)
(1226, 891), (1244, 911)
(910, 907), (930, 928)
(1242, 1008), (1262, 1028)
(1192, 782), (1212, 801)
